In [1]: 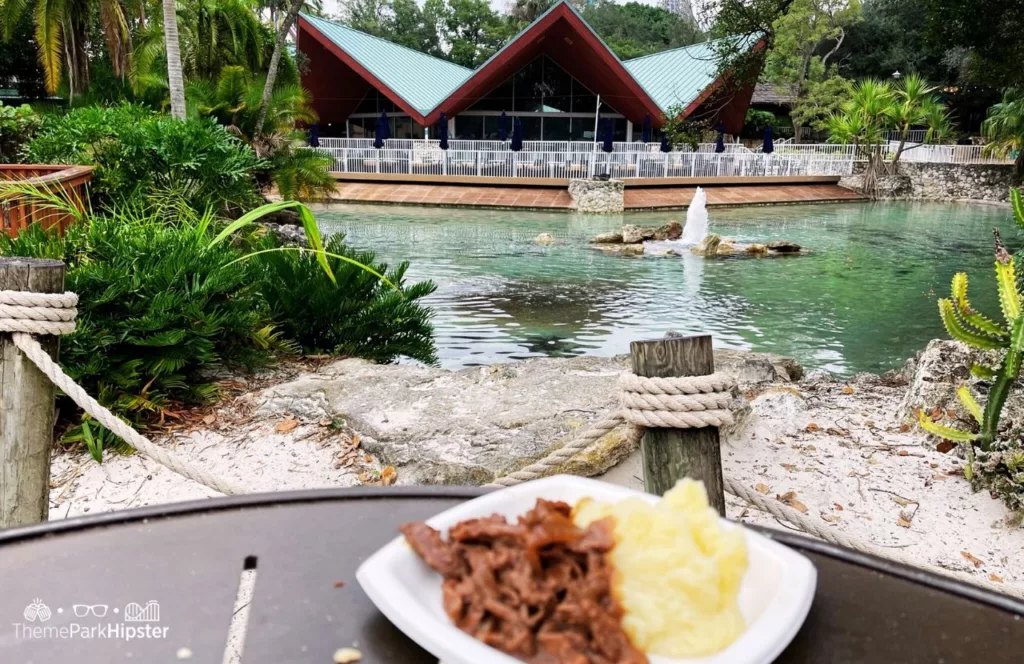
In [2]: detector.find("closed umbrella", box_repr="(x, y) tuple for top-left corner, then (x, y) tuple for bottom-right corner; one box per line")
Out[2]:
(660, 132), (671, 153)
(373, 115), (384, 149)
(510, 117), (523, 151)
(309, 123), (320, 148)
(715, 122), (725, 153)
(763, 125), (774, 154)
(642, 114), (651, 143)
(602, 118), (614, 153)
(379, 110), (390, 141)
(438, 112), (449, 150)
(499, 111), (508, 141)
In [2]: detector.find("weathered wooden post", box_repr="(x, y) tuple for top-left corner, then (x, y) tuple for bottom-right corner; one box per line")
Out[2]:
(631, 334), (725, 515)
(0, 258), (65, 528)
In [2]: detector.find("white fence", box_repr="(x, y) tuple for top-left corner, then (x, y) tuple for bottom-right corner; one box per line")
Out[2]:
(308, 138), (1012, 180)
(319, 147), (855, 179)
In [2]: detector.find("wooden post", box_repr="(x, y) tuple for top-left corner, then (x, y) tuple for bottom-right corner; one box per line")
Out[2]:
(631, 334), (725, 515)
(0, 258), (65, 529)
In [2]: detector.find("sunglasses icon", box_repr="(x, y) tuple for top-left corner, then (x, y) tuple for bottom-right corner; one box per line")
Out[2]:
(72, 604), (108, 618)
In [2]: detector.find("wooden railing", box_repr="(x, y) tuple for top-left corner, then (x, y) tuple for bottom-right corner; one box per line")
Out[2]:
(0, 165), (93, 237)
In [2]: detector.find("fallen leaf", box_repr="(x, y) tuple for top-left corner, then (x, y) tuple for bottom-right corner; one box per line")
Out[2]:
(275, 418), (299, 433)
(842, 385), (854, 395)
(351, 433), (360, 448)
(334, 580), (345, 588)
(380, 465), (398, 486)
(899, 423), (911, 433)
(961, 551), (984, 568)
(936, 440), (956, 454)
(202, 413), (216, 425)
(821, 514), (841, 523)
(834, 503), (844, 511)
(363, 454), (372, 463)
(804, 422), (819, 432)
(777, 491), (808, 514)
(930, 407), (943, 420)
(865, 420), (875, 428)
(781, 463), (798, 472)
(897, 517), (912, 528)
(946, 409), (958, 419)
(929, 462), (939, 468)
(897, 449), (909, 457)
(891, 495), (914, 507)
(755, 483), (771, 495)
(989, 574), (1004, 583)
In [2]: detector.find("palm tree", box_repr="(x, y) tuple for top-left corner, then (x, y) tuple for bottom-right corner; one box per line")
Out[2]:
(1, 0), (139, 97)
(188, 65), (334, 199)
(983, 88), (1024, 181)
(163, 0), (187, 118)
(254, 0), (304, 138)
(886, 74), (953, 171)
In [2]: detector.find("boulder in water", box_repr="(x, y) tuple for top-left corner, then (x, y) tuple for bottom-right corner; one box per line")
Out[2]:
(534, 233), (556, 246)
(621, 224), (657, 243)
(653, 220), (682, 241)
(746, 243), (768, 255)
(589, 231), (623, 244)
(767, 241), (802, 254)
(591, 243), (645, 256)
(716, 242), (737, 256)
(690, 233), (721, 256)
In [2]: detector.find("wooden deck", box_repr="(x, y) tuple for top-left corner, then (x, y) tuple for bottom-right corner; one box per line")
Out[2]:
(320, 180), (866, 211)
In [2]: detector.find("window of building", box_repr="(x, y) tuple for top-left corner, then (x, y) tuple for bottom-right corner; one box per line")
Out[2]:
(455, 115), (484, 140)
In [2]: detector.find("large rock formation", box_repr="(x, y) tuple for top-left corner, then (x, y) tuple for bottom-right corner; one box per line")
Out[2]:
(568, 178), (625, 213)
(249, 351), (801, 485)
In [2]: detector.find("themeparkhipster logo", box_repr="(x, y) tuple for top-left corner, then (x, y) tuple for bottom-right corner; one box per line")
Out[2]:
(13, 598), (169, 641)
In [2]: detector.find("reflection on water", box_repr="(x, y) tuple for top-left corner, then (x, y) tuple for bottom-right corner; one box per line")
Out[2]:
(318, 202), (1016, 375)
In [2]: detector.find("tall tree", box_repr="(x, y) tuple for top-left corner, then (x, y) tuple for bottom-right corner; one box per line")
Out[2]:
(254, 0), (305, 137)
(580, 0), (702, 60)
(763, 0), (861, 141)
(163, 0), (187, 118)
(921, 0), (1024, 90)
(343, 0), (438, 53)
(423, 0), (508, 68)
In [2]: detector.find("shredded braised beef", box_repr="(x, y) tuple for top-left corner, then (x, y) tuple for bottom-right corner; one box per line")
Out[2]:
(400, 500), (647, 664)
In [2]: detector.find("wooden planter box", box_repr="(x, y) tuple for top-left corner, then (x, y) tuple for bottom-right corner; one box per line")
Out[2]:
(0, 165), (93, 237)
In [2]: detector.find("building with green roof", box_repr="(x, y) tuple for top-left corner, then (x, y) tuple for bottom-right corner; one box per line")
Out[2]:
(297, 0), (759, 142)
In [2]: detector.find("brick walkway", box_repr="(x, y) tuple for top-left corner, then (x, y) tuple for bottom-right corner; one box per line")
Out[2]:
(326, 182), (864, 210)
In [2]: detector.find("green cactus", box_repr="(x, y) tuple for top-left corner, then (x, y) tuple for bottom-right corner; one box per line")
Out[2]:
(919, 193), (1024, 449)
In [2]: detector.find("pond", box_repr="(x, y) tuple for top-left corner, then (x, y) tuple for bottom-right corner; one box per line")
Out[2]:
(318, 201), (1017, 375)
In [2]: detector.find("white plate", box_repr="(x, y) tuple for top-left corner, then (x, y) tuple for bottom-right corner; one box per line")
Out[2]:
(356, 476), (816, 664)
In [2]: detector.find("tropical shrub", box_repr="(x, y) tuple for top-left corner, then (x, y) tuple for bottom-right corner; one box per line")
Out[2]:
(983, 88), (1024, 181)
(0, 102), (42, 161)
(254, 233), (438, 365)
(741, 109), (776, 138)
(25, 103), (264, 214)
(0, 203), (282, 438)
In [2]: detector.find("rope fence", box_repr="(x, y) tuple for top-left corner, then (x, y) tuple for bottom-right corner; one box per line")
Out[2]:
(1, 287), (1019, 600)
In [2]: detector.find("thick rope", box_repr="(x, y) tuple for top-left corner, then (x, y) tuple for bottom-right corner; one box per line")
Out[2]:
(0, 291), (77, 335)
(619, 372), (735, 429)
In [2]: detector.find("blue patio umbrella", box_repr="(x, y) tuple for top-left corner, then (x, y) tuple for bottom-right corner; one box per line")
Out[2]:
(510, 117), (523, 151)
(660, 132), (671, 153)
(601, 118), (614, 153)
(499, 111), (508, 141)
(763, 124), (774, 154)
(641, 114), (652, 143)
(308, 123), (320, 148)
(715, 122), (725, 153)
(373, 115), (384, 149)
(438, 112), (449, 150)
(379, 111), (390, 140)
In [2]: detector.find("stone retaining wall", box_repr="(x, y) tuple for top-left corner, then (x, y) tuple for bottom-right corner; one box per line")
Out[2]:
(568, 178), (625, 213)
(840, 162), (1016, 202)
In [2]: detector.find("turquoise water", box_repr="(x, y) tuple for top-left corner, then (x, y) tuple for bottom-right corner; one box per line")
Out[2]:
(318, 202), (1017, 375)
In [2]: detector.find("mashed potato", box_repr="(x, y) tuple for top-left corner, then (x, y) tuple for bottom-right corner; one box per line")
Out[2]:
(573, 480), (748, 658)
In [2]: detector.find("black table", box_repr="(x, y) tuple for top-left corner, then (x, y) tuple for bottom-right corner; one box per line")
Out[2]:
(1, 487), (1022, 663)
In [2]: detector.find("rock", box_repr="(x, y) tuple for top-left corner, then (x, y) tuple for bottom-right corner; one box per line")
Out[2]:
(621, 224), (643, 243)
(691, 233), (721, 256)
(260, 208), (302, 226)
(767, 241), (802, 254)
(568, 178), (625, 213)
(639, 227), (658, 240)
(897, 339), (1021, 428)
(746, 243), (768, 255)
(534, 233), (555, 246)
(261, 223), (308, 247)
(589, 231), (623, 244)
(250, 351), (800, 485)
(653, 220), (682, 241)
(716, 242), (737, 256)
(715, 349), (804, 384)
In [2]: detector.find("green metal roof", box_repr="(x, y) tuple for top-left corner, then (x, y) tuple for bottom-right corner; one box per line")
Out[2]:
(623, 40), (729, 114)
(300, 14), (472, 116)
